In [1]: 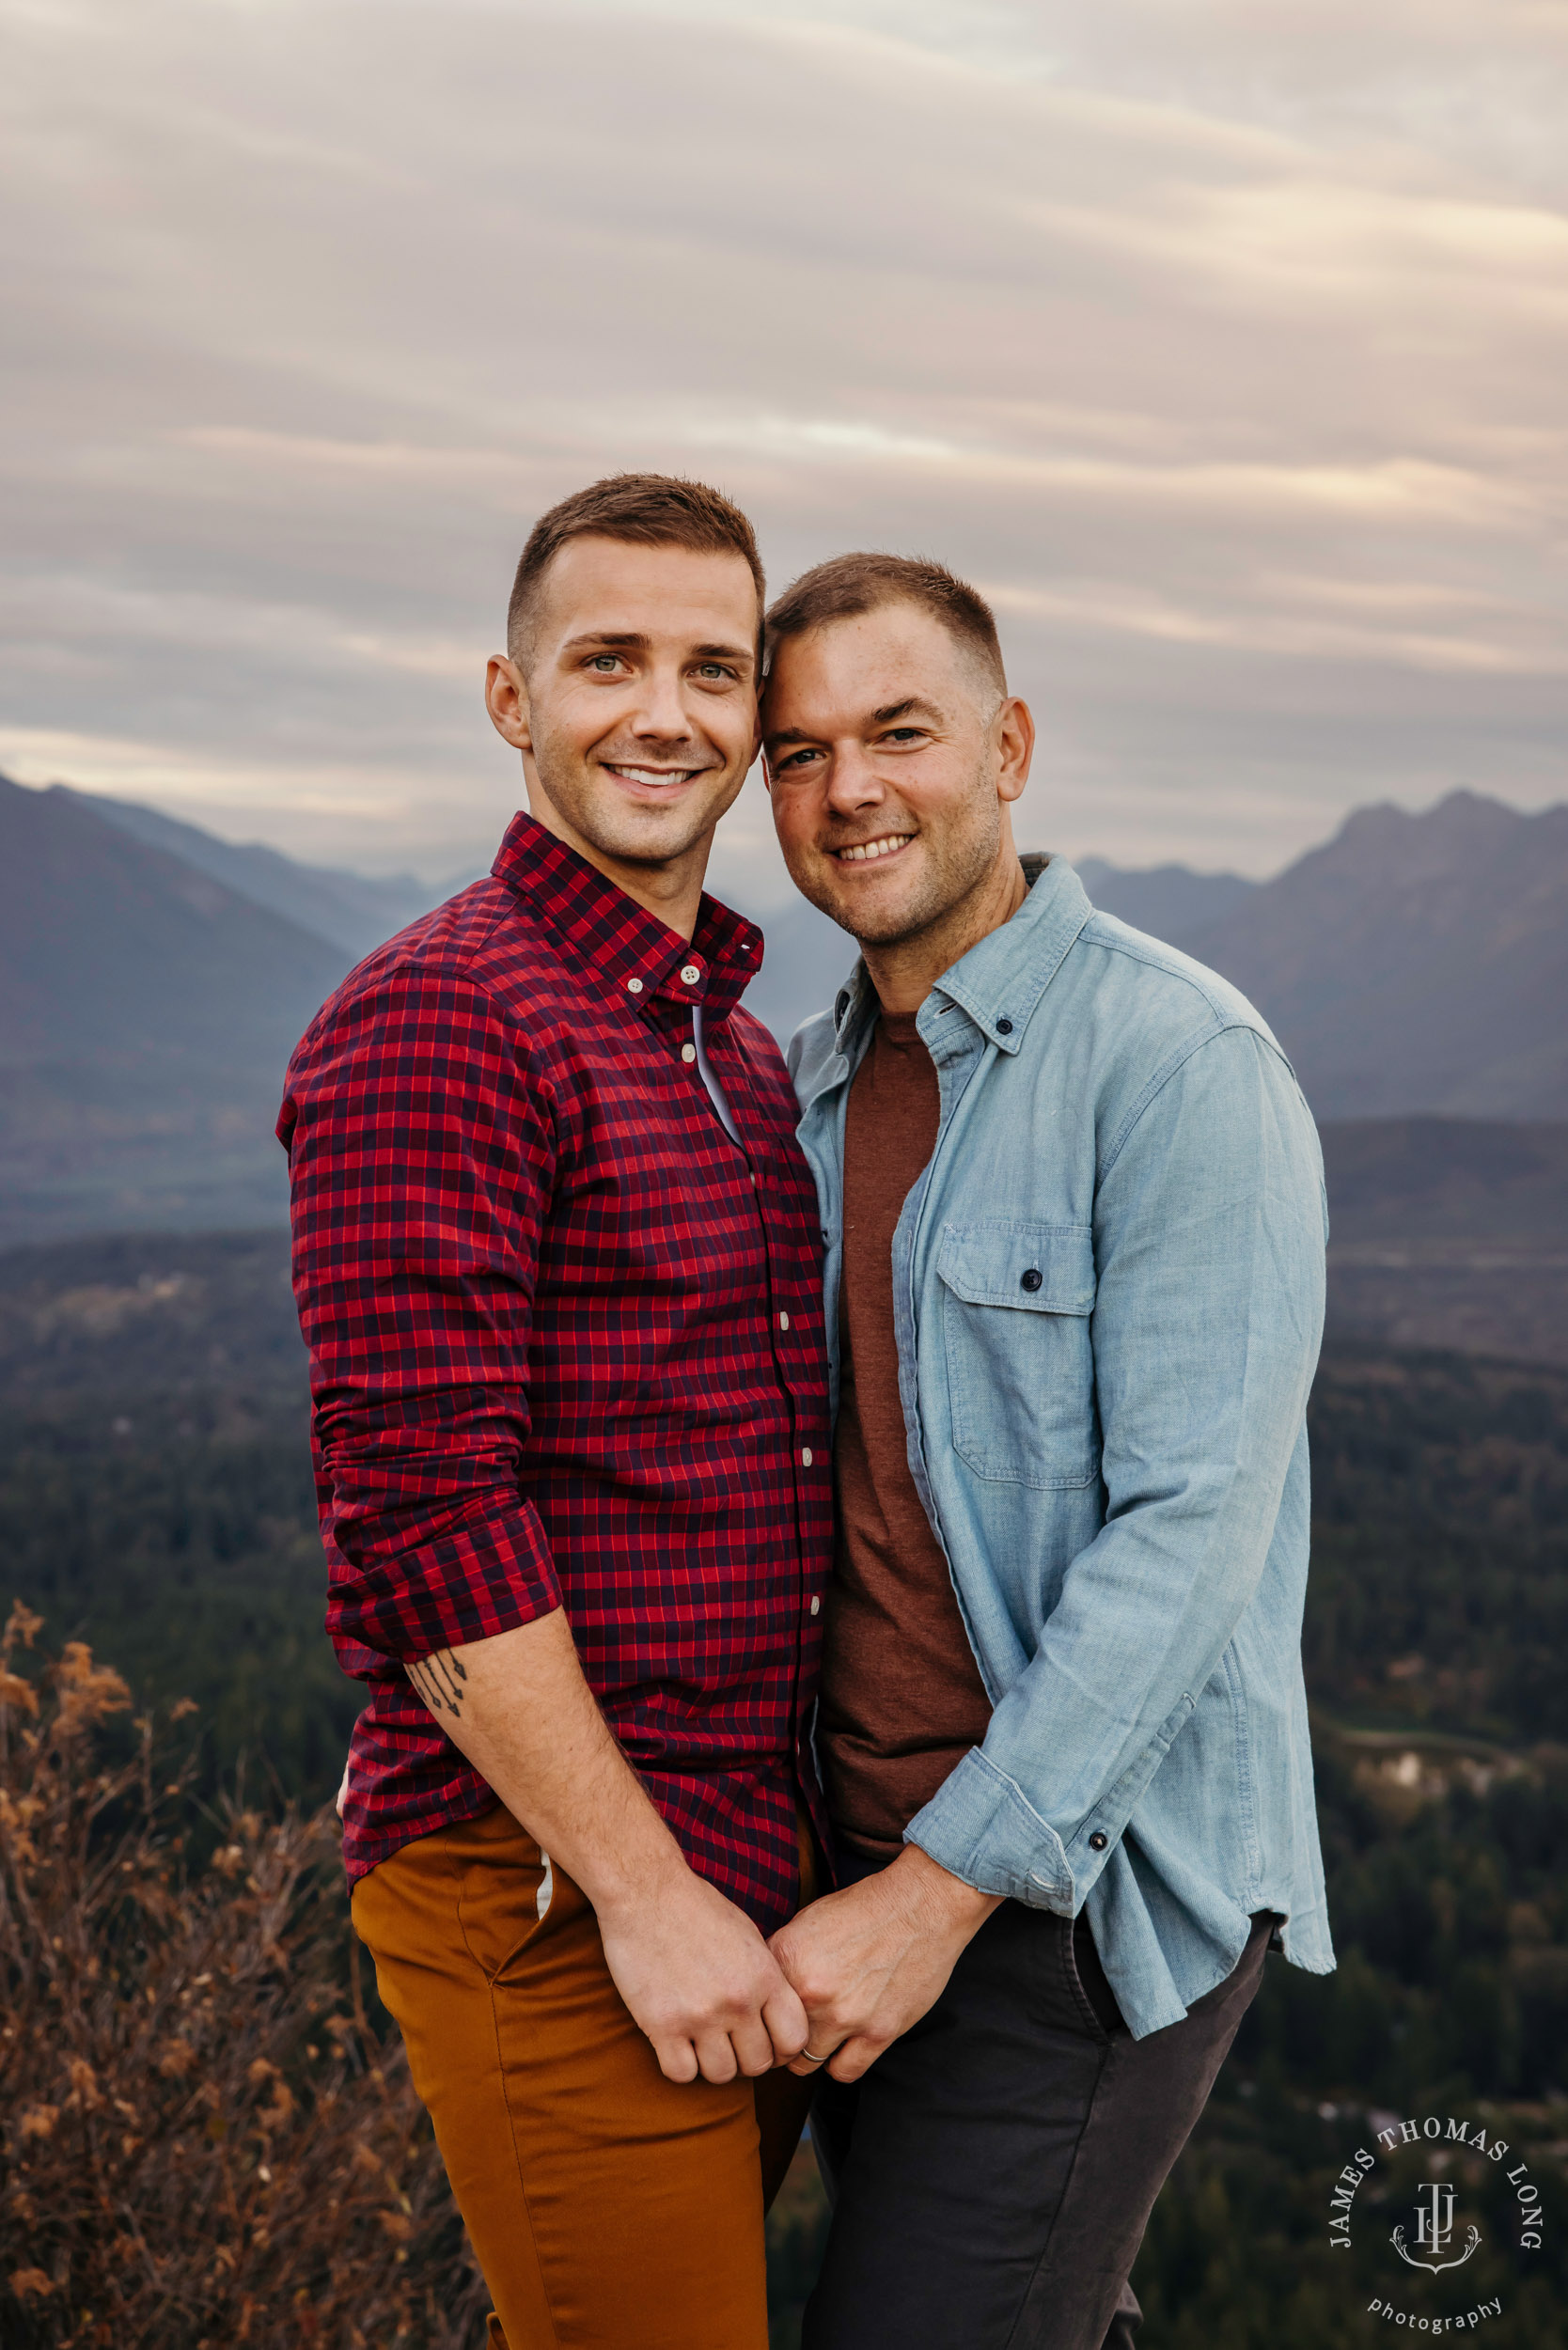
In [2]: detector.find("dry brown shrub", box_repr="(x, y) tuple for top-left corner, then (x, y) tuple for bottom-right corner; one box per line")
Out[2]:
(0, 1605), (487, 2349)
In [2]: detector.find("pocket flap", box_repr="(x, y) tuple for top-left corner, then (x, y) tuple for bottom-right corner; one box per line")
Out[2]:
(936, 1221), (1096, 1314)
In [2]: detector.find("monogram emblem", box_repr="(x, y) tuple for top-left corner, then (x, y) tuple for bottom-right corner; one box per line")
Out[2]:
(1390, 2182), (1482, 2276)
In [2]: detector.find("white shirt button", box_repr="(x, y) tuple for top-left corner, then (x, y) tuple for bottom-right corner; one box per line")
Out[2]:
(778, 1311), (790, 1331)
(680, 963), (701, 985)
(681, 1042), (697, 1064)
(626, 977), (643, 995)
(809, 1595), (821, 1617)
(801, 1447), (813, 1466)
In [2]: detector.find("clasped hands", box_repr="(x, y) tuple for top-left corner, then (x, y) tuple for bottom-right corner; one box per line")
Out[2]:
(769, 1844), (1001, 2084)
(601, 1841), (999, 2089)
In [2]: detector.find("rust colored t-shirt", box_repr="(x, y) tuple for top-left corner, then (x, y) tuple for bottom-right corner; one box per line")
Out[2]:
(819, 1010), (993, 1857)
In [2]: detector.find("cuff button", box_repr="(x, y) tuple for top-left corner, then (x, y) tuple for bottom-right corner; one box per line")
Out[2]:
(1089, 1830), (1108, 1851)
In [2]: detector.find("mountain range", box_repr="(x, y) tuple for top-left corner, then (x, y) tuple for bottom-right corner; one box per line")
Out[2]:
(752, 792), (1568, 1124)
(1, 771), (1564, 1247)
(65, 787), (447, 960)
(1162, 793), (1568, 1124)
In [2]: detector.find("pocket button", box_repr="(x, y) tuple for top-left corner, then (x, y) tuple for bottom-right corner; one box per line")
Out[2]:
(1020, 1267), (1043, 1292)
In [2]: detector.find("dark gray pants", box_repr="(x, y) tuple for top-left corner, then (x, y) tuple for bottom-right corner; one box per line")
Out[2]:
(806, 1860), (1275, 2350)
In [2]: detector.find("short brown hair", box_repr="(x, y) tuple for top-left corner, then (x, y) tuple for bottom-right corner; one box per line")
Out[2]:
(507, 473), (765, 664)
(764, 553), (1005, 698)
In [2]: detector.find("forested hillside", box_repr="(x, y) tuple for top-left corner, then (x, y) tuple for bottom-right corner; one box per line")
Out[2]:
(0, 1232), (348, 1798)
(2, 1232), (1564, 2344)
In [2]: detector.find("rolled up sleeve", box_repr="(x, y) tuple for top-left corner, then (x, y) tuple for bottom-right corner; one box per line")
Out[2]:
(279, 964), (562, 1668)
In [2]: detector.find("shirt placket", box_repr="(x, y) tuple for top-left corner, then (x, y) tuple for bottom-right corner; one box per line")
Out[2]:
(703, 1012), (833, 1816)
(624, 936), (830, 1554)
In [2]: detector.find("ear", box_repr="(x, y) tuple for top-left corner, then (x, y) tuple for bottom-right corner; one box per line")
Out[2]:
(995, 697), (1034, 805)
(486, 653), (533, 753)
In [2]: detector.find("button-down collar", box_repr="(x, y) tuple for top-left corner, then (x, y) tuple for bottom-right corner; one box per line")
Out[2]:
(491, 809), (762, 1021)
(828, 854), (1091, 1059)
(929, 855), (1090, 1053)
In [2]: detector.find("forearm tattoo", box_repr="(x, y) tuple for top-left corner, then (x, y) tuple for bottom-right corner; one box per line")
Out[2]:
(407, 1648), (470, 1719)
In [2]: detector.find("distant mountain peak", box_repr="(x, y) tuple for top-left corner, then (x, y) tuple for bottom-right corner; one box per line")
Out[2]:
(1326, 788), (1537, 856)
(1173, 788), (1568, 1120)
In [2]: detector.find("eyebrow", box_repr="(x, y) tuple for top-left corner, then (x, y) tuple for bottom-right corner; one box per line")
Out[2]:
(764, 696), (945, 751)
(870, 697), (943, 726)
(560, 631), (754, 665)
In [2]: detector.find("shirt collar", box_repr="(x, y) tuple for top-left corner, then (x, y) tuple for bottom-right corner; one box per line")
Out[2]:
(831, 853), (1092, 1058)
(491, 809), (762, 1020)
(931, 853), (1091, 1050)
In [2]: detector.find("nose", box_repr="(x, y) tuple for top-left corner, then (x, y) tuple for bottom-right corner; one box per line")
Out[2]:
(823, 743), (886, 817)
(629, 661), (696, 744)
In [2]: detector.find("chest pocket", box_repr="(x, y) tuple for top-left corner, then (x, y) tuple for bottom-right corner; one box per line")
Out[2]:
(936, 1221), (1099, 1490)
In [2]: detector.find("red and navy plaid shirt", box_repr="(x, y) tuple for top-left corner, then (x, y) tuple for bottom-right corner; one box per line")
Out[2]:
(278, 812), (834, 1932)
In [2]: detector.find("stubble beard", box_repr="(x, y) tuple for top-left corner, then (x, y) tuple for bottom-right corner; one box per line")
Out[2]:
(808, 776), (1002, 951)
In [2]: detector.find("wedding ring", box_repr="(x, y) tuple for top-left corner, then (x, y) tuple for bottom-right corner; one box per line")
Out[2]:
(798, 2046), (830, 2066)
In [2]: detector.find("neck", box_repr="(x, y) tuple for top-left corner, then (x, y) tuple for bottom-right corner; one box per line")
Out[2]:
(859, 835), (1029, 1015)
(524, 780), (712, 944)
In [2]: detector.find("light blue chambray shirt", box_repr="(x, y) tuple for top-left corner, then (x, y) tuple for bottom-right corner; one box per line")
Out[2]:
(788, 854), (1336, 2039)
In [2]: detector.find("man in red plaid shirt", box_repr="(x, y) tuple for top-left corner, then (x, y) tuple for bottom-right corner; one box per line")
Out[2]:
(279, 476), (834, 2348)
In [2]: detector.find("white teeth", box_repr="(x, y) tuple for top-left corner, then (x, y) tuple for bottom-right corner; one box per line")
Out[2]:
(612, 765), (694, 787)
(838, 835), (913, 863)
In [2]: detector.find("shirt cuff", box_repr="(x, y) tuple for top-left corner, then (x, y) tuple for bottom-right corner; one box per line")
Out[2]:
(903, 1747), (1074, 1912)
(327, 1496), (564, 1663)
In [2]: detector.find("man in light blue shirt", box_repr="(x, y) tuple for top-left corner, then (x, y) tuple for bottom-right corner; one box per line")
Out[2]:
(761, 554), (1332, 2349)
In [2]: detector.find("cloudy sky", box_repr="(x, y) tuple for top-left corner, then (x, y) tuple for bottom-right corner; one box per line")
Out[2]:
(3, 0), (1565, 903)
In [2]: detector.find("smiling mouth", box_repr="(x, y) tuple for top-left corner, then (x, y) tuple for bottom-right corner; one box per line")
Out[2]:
(604, 762), (709, 791)
(831, 833), (916, 865)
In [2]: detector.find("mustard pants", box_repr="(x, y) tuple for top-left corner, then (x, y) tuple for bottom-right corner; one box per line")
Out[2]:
(353, 1804), (818, 2350)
